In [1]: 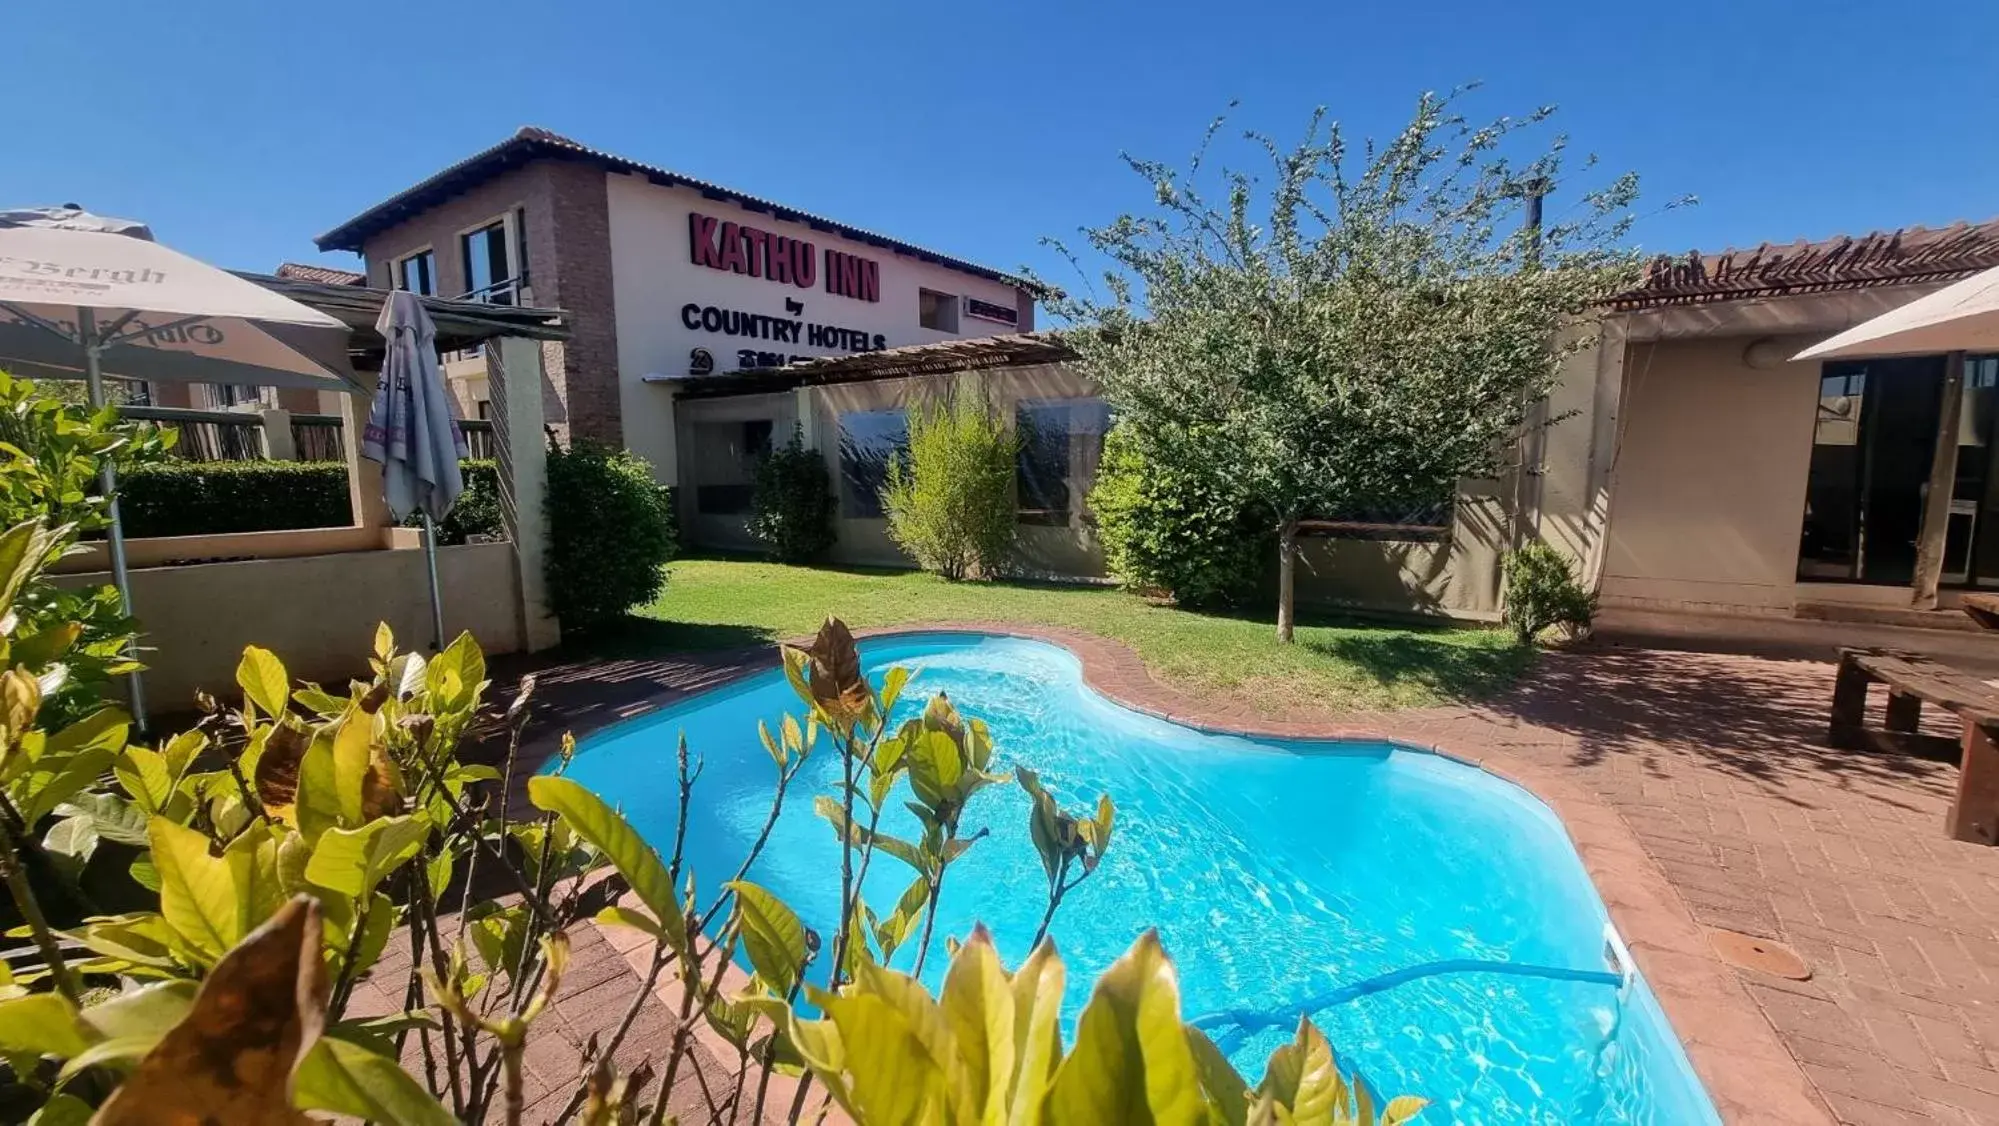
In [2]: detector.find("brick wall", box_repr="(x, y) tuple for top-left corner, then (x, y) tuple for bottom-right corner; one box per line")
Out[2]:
(357, 160), (622, 445)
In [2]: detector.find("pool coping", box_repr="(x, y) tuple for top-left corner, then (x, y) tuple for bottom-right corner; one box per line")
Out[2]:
(551, 621), (1832, 1126)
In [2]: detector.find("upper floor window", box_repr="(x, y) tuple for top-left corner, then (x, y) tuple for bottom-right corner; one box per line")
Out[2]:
(460, 214), (523, 305)
(396, 249), (435, 296)
(919, 289), (959, 332)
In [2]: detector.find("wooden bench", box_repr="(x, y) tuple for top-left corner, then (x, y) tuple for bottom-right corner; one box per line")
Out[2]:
(1962, 592), (1999, 631)
(1829, 647), (1999, 844)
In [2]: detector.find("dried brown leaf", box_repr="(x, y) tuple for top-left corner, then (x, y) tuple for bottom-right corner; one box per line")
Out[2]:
(91, 894), (327, 1125)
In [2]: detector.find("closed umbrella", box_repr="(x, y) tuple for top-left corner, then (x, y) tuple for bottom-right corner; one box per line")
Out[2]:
(0, 206), (354, 723)
(364, 291), (465, 651)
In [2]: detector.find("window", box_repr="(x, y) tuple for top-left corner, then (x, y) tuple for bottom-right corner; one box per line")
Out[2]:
(460, 218), (520, 305)
(838, 409), (908, 517)
(396, 249), (435, 296)
(918, 289), (959, 332)
(1797, 357), (1949, 584)
(1015, 398), (1109, 525)
(476, 400), (492, 421)
(690, 418), (776, 516)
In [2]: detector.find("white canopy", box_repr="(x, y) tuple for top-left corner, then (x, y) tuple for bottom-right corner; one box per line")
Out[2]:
(1795, 264), (1999, 361)
(0, 216), (357, 391)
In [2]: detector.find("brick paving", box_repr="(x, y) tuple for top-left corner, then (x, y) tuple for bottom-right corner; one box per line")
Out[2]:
(448, 626), (1999, 1125)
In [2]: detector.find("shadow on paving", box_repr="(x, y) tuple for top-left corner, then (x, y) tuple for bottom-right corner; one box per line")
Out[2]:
(1485, 645), (1960, 803)
(477, 618), (779, 783)
(1305, 630), (1537, 703)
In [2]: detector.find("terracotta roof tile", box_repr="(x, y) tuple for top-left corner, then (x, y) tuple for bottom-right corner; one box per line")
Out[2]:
(1612, 219), (1999, 309)
(314, 127), (1038, 292)
(274, 261), (365, 286)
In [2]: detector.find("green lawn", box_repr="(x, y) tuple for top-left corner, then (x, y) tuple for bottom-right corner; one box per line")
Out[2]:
(623, 558), (1531, 715)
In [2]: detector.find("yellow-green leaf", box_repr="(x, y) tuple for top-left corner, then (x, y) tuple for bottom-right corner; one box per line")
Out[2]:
(115, 746), (172, 814)
(0, 992), (87, 1058)
(594, 905), (665, 941)
(727, 880), (809, 996)
(818, 990), (948, 1124)
(1379, 1093), (1428, 1125)
(528, 775), (684, 949)
(1007, 939), (1066, 1126)
(79, 979), (197, 1043)
(1258, 1017), (1345, 1124)
(25, 1093), (90, 1125)
(942, 926), (1016, 1121)
(330, 708), (373, 825)
(304, 815), (428, 900)
(295, 1033), (457, 1125)
(236, 645), (290, 718)
(1047, 930), (1204, 1126)
(149, 816), (240, 961)
(1187, 1025), (1250, 1126)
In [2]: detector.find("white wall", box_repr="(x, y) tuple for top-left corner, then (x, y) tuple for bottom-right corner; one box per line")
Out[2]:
(604, 173), (1031, 482)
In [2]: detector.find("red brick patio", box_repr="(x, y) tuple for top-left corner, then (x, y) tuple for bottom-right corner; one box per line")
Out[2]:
(463, 627), (1999, 1125)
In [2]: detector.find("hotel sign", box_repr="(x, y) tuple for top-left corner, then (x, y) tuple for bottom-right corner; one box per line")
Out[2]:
(688, 212), (880, 302)
(963, 296), (1018, 327)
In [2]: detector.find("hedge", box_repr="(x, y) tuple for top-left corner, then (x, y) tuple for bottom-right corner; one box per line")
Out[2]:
(120, 459), (510, 541)
(414, 459), (505, 545)
(119, 461), (353, 537)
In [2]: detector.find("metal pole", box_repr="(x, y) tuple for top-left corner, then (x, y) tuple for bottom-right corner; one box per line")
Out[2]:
(421, 511), (445, 652)
(79, 308), (147, 729)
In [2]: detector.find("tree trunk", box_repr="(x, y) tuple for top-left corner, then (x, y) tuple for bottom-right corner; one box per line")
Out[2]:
(1276, 520), (1299, 643)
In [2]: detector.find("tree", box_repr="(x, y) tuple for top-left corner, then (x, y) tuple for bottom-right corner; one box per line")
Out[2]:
(1045, 90), (1659, 641)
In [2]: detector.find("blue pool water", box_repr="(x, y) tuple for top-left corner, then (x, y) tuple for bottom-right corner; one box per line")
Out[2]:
(561, 633), (1720, 1124)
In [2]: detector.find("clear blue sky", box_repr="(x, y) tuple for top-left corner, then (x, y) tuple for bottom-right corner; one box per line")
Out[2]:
(11, 0), (1997, 291)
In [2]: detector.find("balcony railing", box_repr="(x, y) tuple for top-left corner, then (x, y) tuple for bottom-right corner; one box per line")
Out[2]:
(123, 406), (267, 462)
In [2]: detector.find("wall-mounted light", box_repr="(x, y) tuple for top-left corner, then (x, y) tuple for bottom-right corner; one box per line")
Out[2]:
(1742, 337), (1794, 370)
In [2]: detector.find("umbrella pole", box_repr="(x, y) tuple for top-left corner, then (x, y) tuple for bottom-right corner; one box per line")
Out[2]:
(422, 512), (445, 652)
(79, 308), (148, 731)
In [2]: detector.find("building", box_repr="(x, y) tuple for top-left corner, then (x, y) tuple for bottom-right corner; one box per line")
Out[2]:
(655, 217), (1999, 627)
(313, 126), (1039, 477)
(1575, 219), (1999, 621)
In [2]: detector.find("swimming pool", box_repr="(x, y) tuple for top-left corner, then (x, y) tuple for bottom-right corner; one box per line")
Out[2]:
(560, 632), (1720, 1124)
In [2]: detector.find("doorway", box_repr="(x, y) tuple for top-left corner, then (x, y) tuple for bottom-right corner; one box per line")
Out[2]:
(1798, 354), (1999, 587)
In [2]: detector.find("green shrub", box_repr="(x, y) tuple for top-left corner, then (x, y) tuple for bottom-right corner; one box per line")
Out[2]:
(0, 370), (173, 727)
(749, 426), (836, 562)
(1501, 542), (1596, 645)
(410, 458), (505, 545)
(119, 460), (352, 537)
(881, 384), (1019, 580)
(1089, 423), (1271, 607)
(545, 438), (676, 626)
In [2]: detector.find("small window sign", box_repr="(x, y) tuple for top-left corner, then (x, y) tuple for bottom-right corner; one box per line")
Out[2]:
(963, 296), (1019, 326)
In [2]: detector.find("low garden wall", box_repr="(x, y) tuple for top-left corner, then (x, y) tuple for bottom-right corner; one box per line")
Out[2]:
(53, 540), (526, 714)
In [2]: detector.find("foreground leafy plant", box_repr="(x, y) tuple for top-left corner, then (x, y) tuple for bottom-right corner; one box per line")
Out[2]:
(0, 368), (173, 728)
(0, 534), (1423, 1122)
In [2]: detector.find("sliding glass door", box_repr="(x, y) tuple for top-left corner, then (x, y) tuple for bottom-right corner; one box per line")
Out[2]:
(1798, 354), (1999, 587)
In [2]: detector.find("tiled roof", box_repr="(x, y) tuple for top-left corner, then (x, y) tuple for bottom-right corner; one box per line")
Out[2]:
(673, 332), (1075, 398)
(1612, 219), (1999, 309)
(274, 261), (365, 286)
(314, 127), (1039, 292)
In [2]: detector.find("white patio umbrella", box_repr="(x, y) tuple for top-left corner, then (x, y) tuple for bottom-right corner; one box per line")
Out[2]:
(1795, 263), (1999, 360)
(0, 206), (355, 722)
(364, 291), (465, 652)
